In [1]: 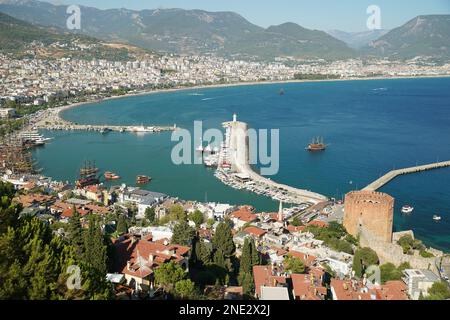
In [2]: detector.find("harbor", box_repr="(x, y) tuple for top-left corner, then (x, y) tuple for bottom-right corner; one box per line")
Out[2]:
(211, 114), (329, 206)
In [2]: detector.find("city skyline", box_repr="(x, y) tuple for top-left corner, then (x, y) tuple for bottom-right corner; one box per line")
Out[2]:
(48, 0), (450, 32)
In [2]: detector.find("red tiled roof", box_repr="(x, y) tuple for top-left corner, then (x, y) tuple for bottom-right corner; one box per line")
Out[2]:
(253, 265), (288, 298)
(113, 235), (190, 280)
(377, 281), (408, 300)
(286, 225), (306, 233)
(308, 220), (329, 228)
(243, 226), (267, 237)
(230, 209), (258, 222)
(330, 279), (374, 300)
(291, 273), (327, 300)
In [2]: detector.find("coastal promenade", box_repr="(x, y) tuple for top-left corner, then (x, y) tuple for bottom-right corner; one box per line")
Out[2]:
(220, 116), (328, 205)
(363, 161), (450, 191)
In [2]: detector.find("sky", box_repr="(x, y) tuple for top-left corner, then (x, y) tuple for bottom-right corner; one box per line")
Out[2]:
(51, 0), (450, 32)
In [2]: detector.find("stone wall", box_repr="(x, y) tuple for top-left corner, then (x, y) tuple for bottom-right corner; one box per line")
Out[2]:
(360, 228), (439, 274)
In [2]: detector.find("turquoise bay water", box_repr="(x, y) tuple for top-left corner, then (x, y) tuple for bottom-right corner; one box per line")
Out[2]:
(33, 78), (450, 251)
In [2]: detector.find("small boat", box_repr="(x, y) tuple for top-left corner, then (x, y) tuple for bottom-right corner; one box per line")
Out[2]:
(104, 171), (121, 180)
(433, 215), (442, 221)
(401, 205), (414, 214)
(136, 175), (151, 184)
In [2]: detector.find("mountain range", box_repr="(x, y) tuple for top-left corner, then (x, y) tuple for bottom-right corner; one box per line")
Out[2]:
(0, 10), (150, 60)
(0, 0), (449, 61)
(326, 29), (389, 49)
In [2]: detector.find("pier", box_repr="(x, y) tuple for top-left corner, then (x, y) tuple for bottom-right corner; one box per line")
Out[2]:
(32, 107), (176, 133)
(216, 115), (328, 205)
(36, 123), (176, 133)
(363, 161), (450, 191)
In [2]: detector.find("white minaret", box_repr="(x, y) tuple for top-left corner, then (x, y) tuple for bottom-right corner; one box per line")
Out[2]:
(278, 201), (283, 221)
(233, 113), (237, 123)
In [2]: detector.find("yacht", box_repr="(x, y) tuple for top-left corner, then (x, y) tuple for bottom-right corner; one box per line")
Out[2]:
(401, 205), (414, 214)
(433, 215), (442, 221)
(19, 130), (52, 146)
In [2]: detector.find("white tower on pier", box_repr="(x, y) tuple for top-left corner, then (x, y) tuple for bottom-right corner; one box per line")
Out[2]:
(233, 113), (237, 123)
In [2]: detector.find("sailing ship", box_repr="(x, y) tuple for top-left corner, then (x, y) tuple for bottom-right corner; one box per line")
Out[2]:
(76, 160), (100, 188)
(307, 137), (327, 151)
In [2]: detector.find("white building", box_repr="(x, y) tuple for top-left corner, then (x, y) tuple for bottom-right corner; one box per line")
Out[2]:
(0, 108), (15, 119)
(403, 269), (440, 300)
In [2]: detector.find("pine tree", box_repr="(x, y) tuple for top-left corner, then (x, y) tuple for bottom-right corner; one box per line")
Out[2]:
(240, 238), (252, 274)
(250, 238), (261, 266)
(212, 221), (235, 258)
(83, 216), (107, 275)
(67, 206), (84, 258)
(172, 220), (196, 246)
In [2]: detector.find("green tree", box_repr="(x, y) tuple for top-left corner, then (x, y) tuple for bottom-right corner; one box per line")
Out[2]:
(353, 247), (379, 278)
(189, 210), (204, 227)
(67, 207), (84, 258)
(195, 240), (212, 267)
(240, 238), (252, 275)
(291, 217), (303, 227)
(83, 216), (108, 274)
(154, 261), (186, 292)
(239, 271), (255, 297)
(169, 205), (187, 222)
(423, 281), (450, 300)
(145, 207), (156, 225)
(172, 221), (196, 246)
(250, 238), (261, 266)
(212, 222), (235, 258)
(116, 215), (128, 234)
(380, 263), (403, 284)
(284, 255), (305, 274)
(175, 279), (196, 299)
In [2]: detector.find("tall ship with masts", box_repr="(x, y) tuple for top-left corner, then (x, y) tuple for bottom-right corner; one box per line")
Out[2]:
(76, 160), (100, 188)
(307, 137), (327, 152)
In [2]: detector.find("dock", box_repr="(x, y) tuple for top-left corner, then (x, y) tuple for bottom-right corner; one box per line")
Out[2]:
(36, 123), (176, 133)
(32, 107), (176, 133)
(216, 116), (328, 205)
(363, 161), (450, 191)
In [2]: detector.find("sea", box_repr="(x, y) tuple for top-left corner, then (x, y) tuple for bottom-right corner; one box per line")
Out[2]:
(32, 77), (450, 251)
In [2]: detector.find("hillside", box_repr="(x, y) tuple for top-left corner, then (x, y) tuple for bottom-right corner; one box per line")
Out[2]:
(0, 0), (355, 60)
(0, 10), (151, 60)
(365, 15), (450, 59)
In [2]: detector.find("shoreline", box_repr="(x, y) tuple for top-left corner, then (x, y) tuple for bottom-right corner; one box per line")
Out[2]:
(53, 74), (450, 123)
